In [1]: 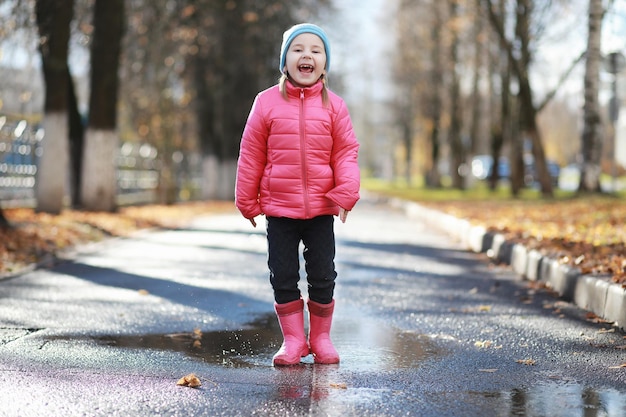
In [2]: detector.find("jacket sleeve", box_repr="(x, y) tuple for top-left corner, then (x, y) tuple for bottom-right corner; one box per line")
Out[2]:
(235, 95), (267, 219)
(325, 99), (360, 211)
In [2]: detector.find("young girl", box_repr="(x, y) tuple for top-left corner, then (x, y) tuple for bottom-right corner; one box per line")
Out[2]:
(235, 23), (360, 366)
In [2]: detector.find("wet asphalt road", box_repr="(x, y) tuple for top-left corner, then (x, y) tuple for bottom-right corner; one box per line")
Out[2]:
(0, 199), (625, 416)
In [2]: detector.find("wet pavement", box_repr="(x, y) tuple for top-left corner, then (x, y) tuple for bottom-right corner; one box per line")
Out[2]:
(0, 200), (625, 416)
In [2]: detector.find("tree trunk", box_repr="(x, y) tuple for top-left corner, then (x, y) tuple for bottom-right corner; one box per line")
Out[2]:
(426, 1), (443, 188)
(0, 208), (10, 229)
(67, 67), (85, 208)
(579, 0), (604, 192)
(449, 0), (465, 190)
(469, 0), (484, 156)
(484, 0), (552, 197)
(35, 0), (73, 214)
(515, 0), (552, 196)
(518, 77), (552, 195)
(401, 114), (413, 186)
(509, 99), (525, 196)
(490, 42), (509, 191)
(81, 0), (124, 211)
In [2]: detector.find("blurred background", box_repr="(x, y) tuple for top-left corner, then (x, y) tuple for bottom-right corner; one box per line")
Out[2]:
(0, 0), (625, 215)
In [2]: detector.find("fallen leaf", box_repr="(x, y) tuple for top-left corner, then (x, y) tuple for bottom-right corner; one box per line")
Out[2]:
(330, 382), (347, 389)
(138, 289), (149, 295)
(608, 363), (626, 369)
(478, 305), (492, 312)
(585, 312), (613, 324)
(597, 328), (615, 334)
(177, 373), (201, 388)
(475, 340), (493, 348)
(516, 359), (536, 366)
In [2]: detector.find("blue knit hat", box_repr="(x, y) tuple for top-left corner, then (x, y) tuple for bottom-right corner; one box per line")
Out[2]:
(279, 23), (331, 75)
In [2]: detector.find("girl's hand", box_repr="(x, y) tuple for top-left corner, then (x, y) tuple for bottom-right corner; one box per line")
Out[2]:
(339, 208), (349, 223)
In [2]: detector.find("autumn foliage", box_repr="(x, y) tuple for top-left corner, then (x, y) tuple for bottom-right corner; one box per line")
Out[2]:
(0, 201), (234, 276)
(422, 198), (626, 286)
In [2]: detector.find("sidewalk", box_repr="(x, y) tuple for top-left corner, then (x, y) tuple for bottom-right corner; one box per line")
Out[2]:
(393, 199), (626, 332)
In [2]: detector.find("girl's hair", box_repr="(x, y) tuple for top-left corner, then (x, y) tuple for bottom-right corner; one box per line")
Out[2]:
(279, 74), (329, 106)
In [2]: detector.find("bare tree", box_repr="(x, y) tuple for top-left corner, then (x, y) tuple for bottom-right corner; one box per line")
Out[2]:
(80, 0), (124, 211)
(392, 0), (446, 188)
(35, 0), (73, 213)
(448, 0), (464, 189)
(468, 0), (486, 158)
(392, 0), (423, 186)
(483, 0), (553, 197)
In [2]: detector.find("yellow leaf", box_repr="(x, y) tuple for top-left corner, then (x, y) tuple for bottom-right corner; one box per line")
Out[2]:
(516, 359), (536, 366)
(608, 363), (626, 369)
(330, 382), (347, 389)
(177, 373), (201, 388)
(478, 305), (492, 312)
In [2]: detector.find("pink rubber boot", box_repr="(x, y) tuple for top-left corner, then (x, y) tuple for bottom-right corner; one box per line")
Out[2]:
(272, 298), (310, 366)
(307, 299), (340, 364)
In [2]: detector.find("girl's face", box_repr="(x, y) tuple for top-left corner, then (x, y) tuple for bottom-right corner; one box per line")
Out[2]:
(284, 33), (326, 88)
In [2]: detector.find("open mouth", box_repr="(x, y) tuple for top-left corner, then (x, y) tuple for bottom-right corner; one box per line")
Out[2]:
(299, 64), (314, 73)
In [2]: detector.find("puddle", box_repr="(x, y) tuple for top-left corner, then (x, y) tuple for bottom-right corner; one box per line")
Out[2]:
(333, 316), (443, 371)
(491, 383), (626, 417)
(92, 315), (280, 368)
(75, 312), (445, 370)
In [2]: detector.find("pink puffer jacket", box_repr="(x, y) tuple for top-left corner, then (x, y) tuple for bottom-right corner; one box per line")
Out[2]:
(236, 80), (360, 220)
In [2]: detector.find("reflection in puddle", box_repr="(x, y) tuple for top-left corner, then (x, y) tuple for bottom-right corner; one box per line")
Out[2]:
(496, 383), (626, 417)
(334, 316), (443, 371)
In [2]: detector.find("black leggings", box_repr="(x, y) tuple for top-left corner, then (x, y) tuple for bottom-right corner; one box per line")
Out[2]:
(266, 215), (337, 304)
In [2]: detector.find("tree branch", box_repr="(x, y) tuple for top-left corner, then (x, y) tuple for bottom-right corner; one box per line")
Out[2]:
(537, 51), (586, 112)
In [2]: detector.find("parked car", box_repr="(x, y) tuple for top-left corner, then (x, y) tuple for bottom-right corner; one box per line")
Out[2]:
(524, 158), (560, 187)
(470, 154), (560, 187)
(470, 154), (510, 181)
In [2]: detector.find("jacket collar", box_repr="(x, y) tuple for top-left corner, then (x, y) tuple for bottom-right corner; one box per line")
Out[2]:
(285, 79), (323, 99)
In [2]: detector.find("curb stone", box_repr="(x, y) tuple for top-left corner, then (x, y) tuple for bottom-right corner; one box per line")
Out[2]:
(394, 199), (626, 332)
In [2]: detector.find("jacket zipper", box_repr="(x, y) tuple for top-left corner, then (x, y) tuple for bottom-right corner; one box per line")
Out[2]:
(299, 89), (310, 217)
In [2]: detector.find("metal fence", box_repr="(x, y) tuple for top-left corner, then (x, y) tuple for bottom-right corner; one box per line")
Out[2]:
(0, 117), (194, 208)
(0, 118), (40, 207)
